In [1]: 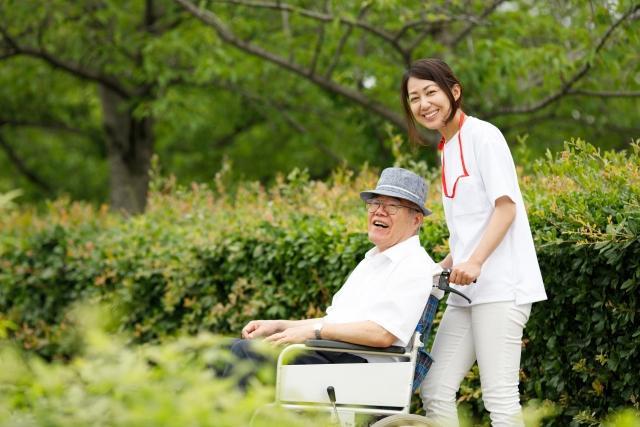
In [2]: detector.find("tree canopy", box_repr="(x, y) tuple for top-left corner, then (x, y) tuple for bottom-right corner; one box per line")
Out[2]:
(1, 0), (638, 212)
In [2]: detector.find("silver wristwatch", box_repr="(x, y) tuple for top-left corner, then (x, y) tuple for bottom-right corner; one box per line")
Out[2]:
(313, 322), (323, 340)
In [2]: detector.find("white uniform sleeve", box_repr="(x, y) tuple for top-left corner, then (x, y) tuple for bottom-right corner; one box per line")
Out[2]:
(475, 126), (518, 205)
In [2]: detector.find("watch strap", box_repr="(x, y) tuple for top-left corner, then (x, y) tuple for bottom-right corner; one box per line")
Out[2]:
(314, 322), (323, 340)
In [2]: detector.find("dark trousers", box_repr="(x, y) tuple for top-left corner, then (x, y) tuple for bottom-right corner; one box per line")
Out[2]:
(223, 338), (367, 389)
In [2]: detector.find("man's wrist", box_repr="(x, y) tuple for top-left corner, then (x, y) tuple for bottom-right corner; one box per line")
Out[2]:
(313, 322), (324, 340)
(276, 320), (288, 332)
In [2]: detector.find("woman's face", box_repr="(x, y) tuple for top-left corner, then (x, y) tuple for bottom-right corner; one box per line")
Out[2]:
(406, 77), (460, 131)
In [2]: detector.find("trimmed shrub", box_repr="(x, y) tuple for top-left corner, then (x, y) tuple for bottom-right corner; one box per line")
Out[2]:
(0, 140), (638, 425)
(521, 140), (640, 425)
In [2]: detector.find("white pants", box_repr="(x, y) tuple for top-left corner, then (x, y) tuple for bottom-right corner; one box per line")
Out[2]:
(420, 301), (532, 427)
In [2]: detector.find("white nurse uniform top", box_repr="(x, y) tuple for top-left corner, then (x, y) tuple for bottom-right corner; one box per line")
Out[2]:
(440, 115), (547, 307)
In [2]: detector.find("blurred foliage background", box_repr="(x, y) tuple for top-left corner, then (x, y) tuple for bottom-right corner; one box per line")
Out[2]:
(1, 1), (640, 426)
(0, 0), (638, 212)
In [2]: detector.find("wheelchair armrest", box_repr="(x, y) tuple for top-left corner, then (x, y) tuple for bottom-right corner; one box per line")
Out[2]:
(304, 339), (406, 354)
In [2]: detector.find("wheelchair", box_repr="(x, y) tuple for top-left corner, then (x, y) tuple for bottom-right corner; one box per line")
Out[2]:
(269, 269), (470, 427)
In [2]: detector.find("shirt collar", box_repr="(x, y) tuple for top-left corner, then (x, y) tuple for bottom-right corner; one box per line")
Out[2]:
(365, 235), (421, 263)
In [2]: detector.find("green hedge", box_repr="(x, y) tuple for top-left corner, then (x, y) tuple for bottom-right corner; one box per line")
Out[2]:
(1, 140), (639, 425)
(519, 141), (640, 426)
(0, 307), (331, 427)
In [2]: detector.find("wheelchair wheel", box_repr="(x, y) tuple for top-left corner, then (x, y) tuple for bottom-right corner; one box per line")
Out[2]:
(370, 413), (435, 427)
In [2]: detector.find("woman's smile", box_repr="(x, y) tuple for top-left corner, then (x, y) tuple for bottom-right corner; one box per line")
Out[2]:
(420, 109), (440, 121)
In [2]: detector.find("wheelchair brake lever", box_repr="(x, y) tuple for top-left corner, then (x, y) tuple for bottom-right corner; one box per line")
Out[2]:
(326, 386), (341, 425)
(437, 268), (472, 304)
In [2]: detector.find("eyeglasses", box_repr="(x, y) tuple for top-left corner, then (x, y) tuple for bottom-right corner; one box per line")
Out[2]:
(365, 200), (420, 215)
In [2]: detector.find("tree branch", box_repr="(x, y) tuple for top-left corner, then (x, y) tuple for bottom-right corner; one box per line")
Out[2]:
(325, 24), (353, 80)
(402, 3), (504, 58)
(212, 115), (264, 149)
(498, 110), (560, 136)
(0, 118), (88, 137)
(325, 3), (370, 80)
(17, 46), (131, 99)
(209, 79), (344, 163)
(0, 132), (53, 194)
(566, 88), (640, 98)
(449, 0), (506, 47)
(308, 0), (329, 76)
(206, 0), (410, 62)
(396, 7), (471, 52)
(277, 109), (344, 164)
(394, 17), (454, 42)
(405, 24), (445, 57)
(174, 0), (406, 129)
(145, 0), (156, 29)
(0, 51), (17, 61)
(0, 118), (105, 156)
(487, 4), (640, 118)
(0, 25), (131, 99)
(36, 9), (53, 49)
(504, 108), (640, 139)
(0, 23), (17, 47)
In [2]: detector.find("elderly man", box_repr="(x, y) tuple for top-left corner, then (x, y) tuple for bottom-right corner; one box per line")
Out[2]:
(227, 167), (442, 375)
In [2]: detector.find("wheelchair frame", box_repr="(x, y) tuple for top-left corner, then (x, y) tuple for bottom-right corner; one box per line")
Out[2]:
(267, 269), (468, 426)
(273, 332), (422, 426)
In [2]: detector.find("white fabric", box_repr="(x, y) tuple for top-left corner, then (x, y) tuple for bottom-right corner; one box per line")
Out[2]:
(440, 116), (547, 306)
(420, 301), (532, 427)
(324, 235), (440, 361)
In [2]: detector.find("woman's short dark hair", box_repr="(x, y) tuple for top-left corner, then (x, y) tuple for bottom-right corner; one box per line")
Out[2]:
(400, 58), (463, 145)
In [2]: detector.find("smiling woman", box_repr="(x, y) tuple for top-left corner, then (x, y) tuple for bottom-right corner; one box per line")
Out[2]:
(400, 58), (548, 427)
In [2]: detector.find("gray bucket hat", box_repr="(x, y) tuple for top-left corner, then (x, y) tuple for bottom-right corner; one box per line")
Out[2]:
(360, 167), (431, 216)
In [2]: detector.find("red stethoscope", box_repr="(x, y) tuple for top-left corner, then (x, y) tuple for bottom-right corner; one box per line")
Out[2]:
(438, 111), (468, 199)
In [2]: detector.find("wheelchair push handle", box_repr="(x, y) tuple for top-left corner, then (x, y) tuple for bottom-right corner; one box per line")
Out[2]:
(437, 268), (473, 304)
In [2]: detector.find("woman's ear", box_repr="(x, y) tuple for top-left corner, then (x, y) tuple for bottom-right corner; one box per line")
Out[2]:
(452, 84), (462, 101)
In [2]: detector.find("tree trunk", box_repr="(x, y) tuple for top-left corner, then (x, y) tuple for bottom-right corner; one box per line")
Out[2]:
(99, 85), (154, 215)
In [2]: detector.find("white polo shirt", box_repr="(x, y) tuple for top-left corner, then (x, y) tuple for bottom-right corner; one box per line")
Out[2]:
(441, 116), (547, 306)
(323, 236), (440, 361)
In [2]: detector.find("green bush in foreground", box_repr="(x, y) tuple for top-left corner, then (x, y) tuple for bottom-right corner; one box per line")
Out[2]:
(0, 306), (330, 427)
(0, 305), (638, 427)
(1, 139), (639, 425)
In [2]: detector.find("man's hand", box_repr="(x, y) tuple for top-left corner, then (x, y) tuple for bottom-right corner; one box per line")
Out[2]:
(450, 260), (481, 285)
(264, 324), (315, 345)
(241, 320), (283, 339)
